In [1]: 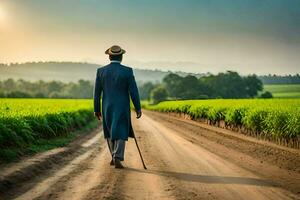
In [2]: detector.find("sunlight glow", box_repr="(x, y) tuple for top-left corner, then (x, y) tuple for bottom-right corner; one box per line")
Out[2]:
(0, 5), (6, 22)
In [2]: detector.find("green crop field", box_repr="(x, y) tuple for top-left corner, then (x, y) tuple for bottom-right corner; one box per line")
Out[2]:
(0, 99), (96, 162)
(146, 99), (300, 146)
(264, 84), (300, 98)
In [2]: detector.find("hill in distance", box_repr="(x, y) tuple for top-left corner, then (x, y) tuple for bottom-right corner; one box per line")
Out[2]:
(0, 62), (205, 83)
(1, 62), (299, 85)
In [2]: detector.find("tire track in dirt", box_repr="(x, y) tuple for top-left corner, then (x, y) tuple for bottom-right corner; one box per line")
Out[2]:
(27, 133), (126, 200)
(10, 134), (105, 200)
(81, 129), (175, 200)
(115, 139), (175, 200)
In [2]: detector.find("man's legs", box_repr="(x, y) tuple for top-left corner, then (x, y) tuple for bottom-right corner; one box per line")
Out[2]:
(107, 138), (126, 168)
(113, 139), (126, 161)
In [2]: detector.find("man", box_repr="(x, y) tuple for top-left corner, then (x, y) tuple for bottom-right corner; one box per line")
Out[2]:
(94, 45), (142, 169)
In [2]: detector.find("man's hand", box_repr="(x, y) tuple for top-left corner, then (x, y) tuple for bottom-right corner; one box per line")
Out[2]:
(94, 112), (102, 121)
(136, 110), (142, 119)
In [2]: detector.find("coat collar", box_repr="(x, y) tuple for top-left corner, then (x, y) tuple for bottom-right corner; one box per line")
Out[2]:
(110, 60), (121, 64)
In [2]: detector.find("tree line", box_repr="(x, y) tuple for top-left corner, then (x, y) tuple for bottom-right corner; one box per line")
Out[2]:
(139, 71), (272, 104)
(259, 74), (300, 84)
(0, 79), (93, 98)
(0, 71), (271, 101)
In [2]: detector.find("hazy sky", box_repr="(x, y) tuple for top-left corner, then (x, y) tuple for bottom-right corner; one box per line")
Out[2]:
(0, 0), (299, 75)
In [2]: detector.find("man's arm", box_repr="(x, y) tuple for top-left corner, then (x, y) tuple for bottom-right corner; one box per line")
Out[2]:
(128, 68), (142, 118)
(93, 69), (103, 120)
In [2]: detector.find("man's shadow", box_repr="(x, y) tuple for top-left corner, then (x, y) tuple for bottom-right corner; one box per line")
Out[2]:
(125, 167), (275, 187)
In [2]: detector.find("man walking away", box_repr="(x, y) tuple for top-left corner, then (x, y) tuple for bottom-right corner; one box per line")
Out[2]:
(93, 45), (142, 169)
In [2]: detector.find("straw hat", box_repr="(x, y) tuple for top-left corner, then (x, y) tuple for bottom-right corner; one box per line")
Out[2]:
(105, 45), (126, 55)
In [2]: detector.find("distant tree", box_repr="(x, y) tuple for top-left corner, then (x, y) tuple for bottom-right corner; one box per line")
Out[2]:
(138, 82), (156, 100)
(258, 74), (300, 84)
(0, 78), (94, 99)
(65, 80), (93, 99)
(201, 71), (263, 98)
(260, 91), (273, 98)
(34, 92), (46, 98)
(49, 91), (61, 98)
(203, 71), (246, 98)
(151, 86), (168, 104)
(198, 79), (212, 97)
(6, 91), (32, 98)
(77, 80), (93, 98)
(3, 78), (16, 92)
(48, 81), (63, 93)
(244, 75), (263, 97)
(0, 91), (5, 98)
(163, 74), (211, 100)
(163, 73), (182, 99)
(179, 75), (201, 99)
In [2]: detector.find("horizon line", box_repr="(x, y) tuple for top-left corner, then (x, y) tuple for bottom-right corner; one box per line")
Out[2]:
(0, 60), (299, 76)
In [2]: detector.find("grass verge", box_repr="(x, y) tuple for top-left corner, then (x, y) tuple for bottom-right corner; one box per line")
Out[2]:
(0, 120), (98, 163)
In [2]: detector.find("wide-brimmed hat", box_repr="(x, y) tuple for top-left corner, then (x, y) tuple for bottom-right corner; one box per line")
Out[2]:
(105, 45), (126, 55)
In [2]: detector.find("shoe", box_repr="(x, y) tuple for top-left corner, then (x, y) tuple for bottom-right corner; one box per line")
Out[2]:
(110, 159), (114, 166)
(114, 158), (124, 169)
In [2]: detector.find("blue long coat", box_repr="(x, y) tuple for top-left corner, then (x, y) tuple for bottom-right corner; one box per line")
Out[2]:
(93, 61), (141, 140)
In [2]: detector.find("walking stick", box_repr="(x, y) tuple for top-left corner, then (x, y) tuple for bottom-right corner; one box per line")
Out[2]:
(133, 133), (147, 170)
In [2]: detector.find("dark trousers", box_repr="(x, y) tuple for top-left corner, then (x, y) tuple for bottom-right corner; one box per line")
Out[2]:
(107, 139), (126, 161)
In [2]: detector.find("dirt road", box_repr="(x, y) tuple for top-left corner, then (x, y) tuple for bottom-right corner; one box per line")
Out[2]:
(1, 110), (300, 200)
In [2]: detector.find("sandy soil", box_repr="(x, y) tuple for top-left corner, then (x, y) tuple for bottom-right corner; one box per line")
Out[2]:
(1, 111), (299, 200)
